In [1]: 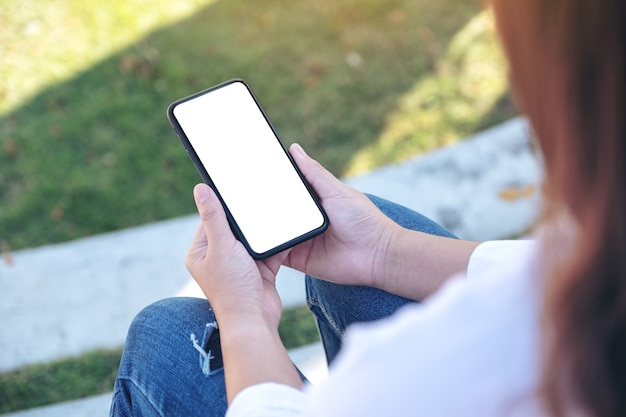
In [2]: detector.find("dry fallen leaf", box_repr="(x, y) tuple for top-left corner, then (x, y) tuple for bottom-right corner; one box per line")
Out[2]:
(388, 8), (406, 23)
(1, 239), (14, 266)
(499, 184), (536, 201)
(4, 139), (18, 157)
(50, 205), (64, 221)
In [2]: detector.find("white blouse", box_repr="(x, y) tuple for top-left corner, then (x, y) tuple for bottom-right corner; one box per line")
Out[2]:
(227, 240), (546, 417)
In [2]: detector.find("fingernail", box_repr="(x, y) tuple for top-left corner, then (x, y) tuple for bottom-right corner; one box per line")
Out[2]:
(292, 143), (307, 156)
(194, 184), (211, 203)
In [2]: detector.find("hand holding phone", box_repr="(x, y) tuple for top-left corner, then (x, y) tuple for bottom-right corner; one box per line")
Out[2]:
(167, 79), (328, 259)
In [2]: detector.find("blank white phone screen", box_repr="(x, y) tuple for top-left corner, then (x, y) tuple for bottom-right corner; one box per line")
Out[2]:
(172, 81), (325, 255)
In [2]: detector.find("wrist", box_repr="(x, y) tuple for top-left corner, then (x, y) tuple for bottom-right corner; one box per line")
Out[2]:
(216, 309), (300, 404)
(370, 221), (401, 290)
(376, 229), (479, 300)
(213, 301), (279, 333)
(220, 315), (281, 343)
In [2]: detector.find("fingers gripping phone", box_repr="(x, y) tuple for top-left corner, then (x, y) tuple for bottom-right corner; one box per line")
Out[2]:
(167, 79), (328, 259)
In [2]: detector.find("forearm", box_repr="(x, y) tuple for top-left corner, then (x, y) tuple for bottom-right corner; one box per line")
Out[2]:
(219, 315), (303, 405)
(375, 225), (479, 301)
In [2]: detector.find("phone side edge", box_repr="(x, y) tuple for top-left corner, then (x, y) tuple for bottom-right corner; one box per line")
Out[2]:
(166, 91), (256, 255)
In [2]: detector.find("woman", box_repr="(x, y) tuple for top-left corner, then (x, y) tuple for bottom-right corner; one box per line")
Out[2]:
(110, 0), (625, 415)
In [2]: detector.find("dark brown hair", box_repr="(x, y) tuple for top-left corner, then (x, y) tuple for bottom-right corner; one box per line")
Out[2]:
(491, 0), (625, 415)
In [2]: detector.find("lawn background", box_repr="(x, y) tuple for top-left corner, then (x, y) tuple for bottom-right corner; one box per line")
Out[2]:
(0, 0), (514, 252)
(0, 0), (516, 411)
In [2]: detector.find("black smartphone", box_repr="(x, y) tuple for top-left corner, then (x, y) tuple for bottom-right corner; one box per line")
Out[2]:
(167, 79), (328, 259)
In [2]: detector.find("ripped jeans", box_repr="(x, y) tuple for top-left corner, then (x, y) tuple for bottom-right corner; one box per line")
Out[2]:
(109, 195), (456, 416)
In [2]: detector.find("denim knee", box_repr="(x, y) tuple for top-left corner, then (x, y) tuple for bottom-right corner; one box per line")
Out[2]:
(127, 297), (223, 375)
(111, 297), (228, 417)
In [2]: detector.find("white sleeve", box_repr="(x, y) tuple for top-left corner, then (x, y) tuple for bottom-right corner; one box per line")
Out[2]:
(467, 240), (537, 279)
(226, 383), (310, 417)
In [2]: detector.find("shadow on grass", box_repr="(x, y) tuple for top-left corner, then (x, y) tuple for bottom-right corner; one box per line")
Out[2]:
(0, 0), (508, 251)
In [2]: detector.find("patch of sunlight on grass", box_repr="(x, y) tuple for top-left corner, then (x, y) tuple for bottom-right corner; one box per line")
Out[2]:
(345, 9), (509, 176)
(0, 0), (216, 114)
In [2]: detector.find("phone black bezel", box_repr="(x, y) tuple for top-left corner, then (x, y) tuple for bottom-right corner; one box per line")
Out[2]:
(167, 78), (328, 259)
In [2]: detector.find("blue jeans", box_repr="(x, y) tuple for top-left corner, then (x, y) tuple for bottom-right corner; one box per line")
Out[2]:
(109, 195), (456, 416)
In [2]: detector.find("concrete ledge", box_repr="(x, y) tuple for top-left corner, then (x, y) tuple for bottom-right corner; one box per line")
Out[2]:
(345, 117), (541, 241)
(0, 219), (307, 372)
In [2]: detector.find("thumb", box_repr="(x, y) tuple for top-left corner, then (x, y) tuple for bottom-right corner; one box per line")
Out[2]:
(289, 143), (343, 199)
(193, 183), (235, 245)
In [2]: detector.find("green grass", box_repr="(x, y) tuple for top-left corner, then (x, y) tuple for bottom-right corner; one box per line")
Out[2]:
(0, 0), (515, 252)
(0, 348), (123, 413)
(278, 304), (321, 349)
(0, 306), (319, 413)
